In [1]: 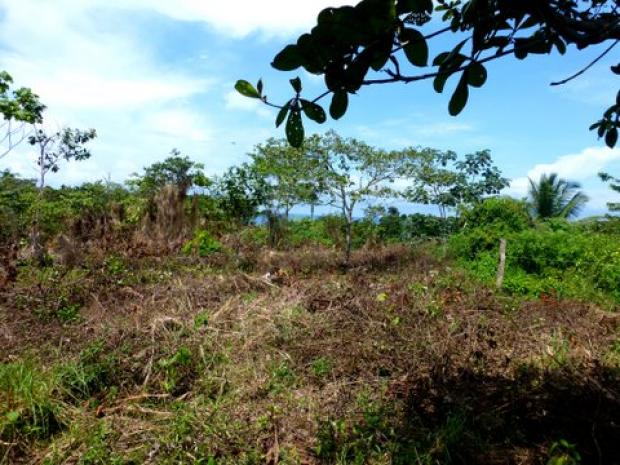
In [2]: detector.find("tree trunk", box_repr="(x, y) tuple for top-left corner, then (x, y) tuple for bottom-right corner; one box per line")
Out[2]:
(344, 219), (352, 265)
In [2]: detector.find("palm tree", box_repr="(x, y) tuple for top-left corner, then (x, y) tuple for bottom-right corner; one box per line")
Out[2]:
(528, 173), (589, 219)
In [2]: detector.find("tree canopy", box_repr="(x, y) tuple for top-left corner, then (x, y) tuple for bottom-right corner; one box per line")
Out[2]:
(128, 149), (209, 196)
(236, 0), (620, 148)
(1, 71), (45, 157)
(528, 172), (589, 219)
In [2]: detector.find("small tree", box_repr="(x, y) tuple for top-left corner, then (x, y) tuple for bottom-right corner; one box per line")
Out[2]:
(312, 131), (407, 263)
(211, 164), (270, 226)
(128, 149), (209, 196)
(249, 137), (324, 220)
(27, 127), (97, 262)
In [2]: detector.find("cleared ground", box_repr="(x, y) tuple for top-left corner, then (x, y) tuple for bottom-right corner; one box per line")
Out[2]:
(1, 245), (619, 464)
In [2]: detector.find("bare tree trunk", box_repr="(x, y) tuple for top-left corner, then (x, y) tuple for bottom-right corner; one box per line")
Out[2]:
(32, 143), (46, 265)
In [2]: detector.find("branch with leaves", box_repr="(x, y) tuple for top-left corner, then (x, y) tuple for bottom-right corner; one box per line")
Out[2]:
(0, 71), (46, 158)
(236, 0), (620, 148)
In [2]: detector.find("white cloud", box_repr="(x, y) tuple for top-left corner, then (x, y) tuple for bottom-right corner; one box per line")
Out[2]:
(224, 91), (272, 119)
(0, 0), (228, 184)
(145, 109), (213, 142)
(100, 0), (357, 38)
(506, 146), (620, 212)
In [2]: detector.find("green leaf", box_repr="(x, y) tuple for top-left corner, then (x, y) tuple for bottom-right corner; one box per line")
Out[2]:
(370, 36), (394, 72)
(330, 91), (348, 120)
(272, 44), (303, 71)
(605, 127), (618, 148)
(466, 62), (487, 88)
(234, 80), (260, 99)
(397, 0), (433, 14)
(300, 99), (326, 123)
(286, 109), (304, 148)
(290, 77), (302, 93)
(401, 28), (428, 67)
(554, 38), (566, 55)
(433, 72), (450, 93)
(432, 52), (450, 66)
(433, 53), (466, 93)
(448, 74), (469, 116)
(276, 102), (290, 128)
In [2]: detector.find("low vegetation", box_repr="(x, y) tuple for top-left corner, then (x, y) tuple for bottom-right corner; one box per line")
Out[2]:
(1, 132), (619, 464)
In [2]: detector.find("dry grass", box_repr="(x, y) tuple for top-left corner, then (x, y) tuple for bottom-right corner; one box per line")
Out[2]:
(0, 244), (618, 464)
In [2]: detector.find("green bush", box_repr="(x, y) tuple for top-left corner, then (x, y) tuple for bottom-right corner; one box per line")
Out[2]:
(286, 218), (335, 248)
(182, 230), (224, 256)
(460, 197), (531, 233)
(451, 223), (620, 302)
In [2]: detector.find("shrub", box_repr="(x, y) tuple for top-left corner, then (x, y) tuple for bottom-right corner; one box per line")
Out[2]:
(182, 230), (224, 256)
(452, 223), (620, 302)
(460, 197), (531, 233)
(286, 218), (334, 248)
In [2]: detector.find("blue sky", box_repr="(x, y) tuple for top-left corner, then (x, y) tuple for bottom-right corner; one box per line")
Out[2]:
(1, 0), (619, 216)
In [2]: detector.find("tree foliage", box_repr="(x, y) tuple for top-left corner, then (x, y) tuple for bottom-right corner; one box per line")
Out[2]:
(401, 148), (508, 217)
(308, 130), (409, 261)
(128, 149), (209, 196)
(211, 164), (270, 226)
(28, 127), (97, 189)
(1, 71), (45, 157)
(528, 172), (589, 219)
(236, 0), (620, 147)
(249, 137), (325, 218)
(598, 171), (620, 211)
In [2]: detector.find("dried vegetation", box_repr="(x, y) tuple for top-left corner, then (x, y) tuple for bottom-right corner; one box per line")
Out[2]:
(1, 239), (619, 465)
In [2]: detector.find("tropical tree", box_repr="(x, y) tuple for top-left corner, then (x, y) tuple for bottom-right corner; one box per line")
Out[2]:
(528, 173), (588, 219)
(29, 127), (97, 191)
(236, 0), (620, 148)
(310, 130), (408, 263)
(249, 137), (325, 220)
(211, 164), (270, 226)
(128, 149), (209, 197)
(27, 126), (97, 262)
(401, 148), (508, 218)
(598, 172), (620, 212)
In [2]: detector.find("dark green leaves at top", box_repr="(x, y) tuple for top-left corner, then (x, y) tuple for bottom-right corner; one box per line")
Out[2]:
(397, 0), (433, 15)
(272, 44), (303, 71)
(606, 127), (618, 148)
(275, 101), (291, 128)
(330, 91), (348, 120)
(465, 62), (487, 88)
(300, 99), (326, 123)
(448, 74), (469, 116)
(235, 80), (261, 99)
(400, 28), (428, 67)
(286, 109), (304, 148)
(290, 77), (302, 94)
